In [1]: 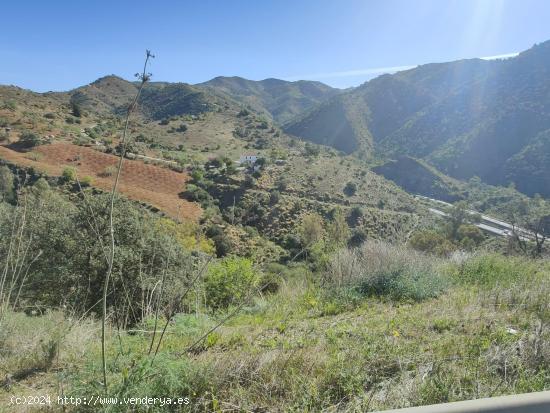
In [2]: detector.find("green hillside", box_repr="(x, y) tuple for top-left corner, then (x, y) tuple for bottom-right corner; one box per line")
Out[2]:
(199, 76), (339, 124)
(284, 41), (550, 197)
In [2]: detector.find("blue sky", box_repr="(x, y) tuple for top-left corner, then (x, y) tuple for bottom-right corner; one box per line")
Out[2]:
(2, 0), (550, 91)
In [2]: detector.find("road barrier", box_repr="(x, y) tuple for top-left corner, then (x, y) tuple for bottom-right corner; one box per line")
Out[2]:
(378, 391), (550, 413)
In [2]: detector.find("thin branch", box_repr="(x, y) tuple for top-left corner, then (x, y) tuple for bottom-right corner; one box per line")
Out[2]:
(101, 50), (154, 392)
(148, 249), (171, 355)
(151, 255), (212, 364)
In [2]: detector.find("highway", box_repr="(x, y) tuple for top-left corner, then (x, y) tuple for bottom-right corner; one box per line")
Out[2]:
(423, 199), (535, 241)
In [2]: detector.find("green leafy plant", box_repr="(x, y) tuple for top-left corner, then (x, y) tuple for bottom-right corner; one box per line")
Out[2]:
(61, 166), (77, 182)
(204, 257), (259, 310)
(18, 132), (41, 148)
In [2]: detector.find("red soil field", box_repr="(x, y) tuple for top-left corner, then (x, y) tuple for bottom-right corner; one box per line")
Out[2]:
(0, 143), (201, 221)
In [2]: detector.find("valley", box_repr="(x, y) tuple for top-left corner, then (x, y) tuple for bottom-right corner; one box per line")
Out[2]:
(1, 36), (550, 413)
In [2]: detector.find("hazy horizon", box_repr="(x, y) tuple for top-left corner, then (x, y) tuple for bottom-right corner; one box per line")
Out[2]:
(2, 49), (524, 93)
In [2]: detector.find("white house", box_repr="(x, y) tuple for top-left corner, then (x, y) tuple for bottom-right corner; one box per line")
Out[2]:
(239, 154), (258, 165)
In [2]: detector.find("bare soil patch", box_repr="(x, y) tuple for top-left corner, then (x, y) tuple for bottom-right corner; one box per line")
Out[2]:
(0, 143), (201, 220)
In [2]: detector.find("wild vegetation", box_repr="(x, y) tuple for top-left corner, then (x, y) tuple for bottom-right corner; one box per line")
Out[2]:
(0, 48), (549, 412)
(1, 156), (549, 412)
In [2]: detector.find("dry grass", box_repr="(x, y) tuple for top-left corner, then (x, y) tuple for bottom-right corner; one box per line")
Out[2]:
(0, 310), (99, 411)
(326, 240), (447, 300)
(0, 254), (549, 412)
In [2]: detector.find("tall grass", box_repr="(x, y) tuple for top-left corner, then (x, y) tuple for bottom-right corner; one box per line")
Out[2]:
(326, 240), (448, 301)
(447, 252), (538, 287)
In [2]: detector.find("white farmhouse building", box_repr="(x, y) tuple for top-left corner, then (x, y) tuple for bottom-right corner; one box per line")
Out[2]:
(239, 154), (258, 165)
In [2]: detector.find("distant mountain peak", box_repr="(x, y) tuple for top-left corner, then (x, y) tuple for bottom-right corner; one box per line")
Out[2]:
(91, 75), (130, 86)
(198, 75), (339, 124)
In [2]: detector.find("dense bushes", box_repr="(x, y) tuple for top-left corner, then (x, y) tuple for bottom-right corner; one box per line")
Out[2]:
(18, 132), (41, 147)
(343, 181), (357, 196)
(326, 241), (447, 301)
(0, 187), (198, 325)
(409, 219), (485, 256)
(409, 230), (455, 256)
(204, 257), (259, 310)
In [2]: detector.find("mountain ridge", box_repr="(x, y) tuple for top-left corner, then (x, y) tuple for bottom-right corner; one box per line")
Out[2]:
(198, 76), (340, 124)
(3, 41), (550, 198)
(284, 40), (550, 197)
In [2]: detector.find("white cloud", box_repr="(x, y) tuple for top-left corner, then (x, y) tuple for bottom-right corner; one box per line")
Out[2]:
(283, 65), (415, 81)
(284, 51), (519, 82)
(480, 52), (519, 60)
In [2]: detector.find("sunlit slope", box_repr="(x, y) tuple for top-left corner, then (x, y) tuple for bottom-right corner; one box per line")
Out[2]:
(284, 41), (550, 197)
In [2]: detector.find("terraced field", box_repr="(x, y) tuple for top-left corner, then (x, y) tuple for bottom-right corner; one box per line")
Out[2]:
(0, 142), (201, 220)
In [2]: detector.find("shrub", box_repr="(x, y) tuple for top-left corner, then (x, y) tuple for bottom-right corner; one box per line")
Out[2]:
(33, 177), (50, 194)
(100, 165), (117, 177)
(269, 190), (281, 205)
(25, 151), (43, 161)
(283, 234), (302, 257)
(327, 208), (350, 246)
(244, 175), (256, 188)
(258, 271), (281, 294)
(304, 143), (320, 157)
(190, 169), (204, 183)
(19, 132), (41, 148)
(72, 136), (92, 146)
(206, 225), (223, 238)
(343, 181), (357, 196)
(0, 165), (14, 202)
(61, 166), (77, 182)
(326, 241), (447, 301)
(299, 213), (325, 247)
(156, 218), (215, 255)
(409, 230), (456, 257)
(204, 257), (259, 310)
(457, 224), (484, 246)
(80, 176), (94, 187)
(348, 228), (367, 247)
(71, 102), (82, 118)
(276, 176), (289, 191)
(184, 184), (212, 205)
(212, 234), (233, 257)
(347, 206), (364, 227)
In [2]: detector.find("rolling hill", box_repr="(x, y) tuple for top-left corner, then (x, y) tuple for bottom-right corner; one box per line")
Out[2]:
(3, 40), (550, 202)
(198, 76), (339, 124)
(0, 72), (423, 242)
(49, 75), (231, 120)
